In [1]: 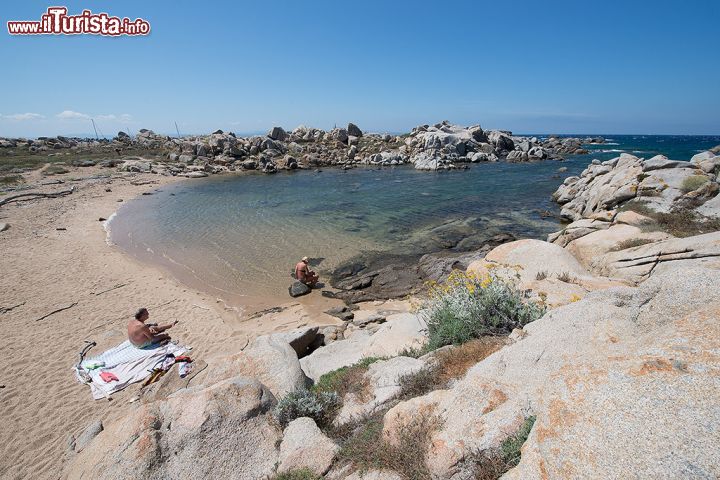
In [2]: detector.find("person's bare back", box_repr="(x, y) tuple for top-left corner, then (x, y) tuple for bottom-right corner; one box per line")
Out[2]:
(127, 307), (177, 348)
(295, 256), (318, 286)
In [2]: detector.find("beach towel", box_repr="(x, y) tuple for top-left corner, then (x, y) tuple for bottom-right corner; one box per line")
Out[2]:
(74, 340), (187, 400)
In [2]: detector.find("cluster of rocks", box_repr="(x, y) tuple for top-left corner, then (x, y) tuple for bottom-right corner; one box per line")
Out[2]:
(553, 150), (720, 220)
(1, 121), (603, 177)
(547, 149), (720, 283)
(0, 135), (112, 153)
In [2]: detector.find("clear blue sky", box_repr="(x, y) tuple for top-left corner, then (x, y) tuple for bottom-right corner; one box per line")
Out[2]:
(1, 0), (718, 137)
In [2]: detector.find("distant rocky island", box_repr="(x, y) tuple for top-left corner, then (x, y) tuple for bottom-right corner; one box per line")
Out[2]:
(0, 121), (604, 177)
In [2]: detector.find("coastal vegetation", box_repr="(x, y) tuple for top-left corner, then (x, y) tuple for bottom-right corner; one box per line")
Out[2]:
(470, 416), (537, 480)
(274, 388), (340, 429)
(271, 468), (322, 480)
(422, 271), (545, 351)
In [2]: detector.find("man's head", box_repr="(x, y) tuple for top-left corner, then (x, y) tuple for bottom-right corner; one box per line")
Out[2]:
(134, 307), (149, 322)
(301, 256), (309, 264)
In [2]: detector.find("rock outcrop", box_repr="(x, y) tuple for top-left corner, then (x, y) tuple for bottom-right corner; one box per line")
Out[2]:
(553, 153), (719, 221)
(467, 239), (626, 307)
(66, 378), (280, 479)
(381, 264), (720, 479)
(277, 417), (339, 475)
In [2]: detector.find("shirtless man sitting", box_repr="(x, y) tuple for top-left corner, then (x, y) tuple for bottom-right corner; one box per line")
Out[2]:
(127, 307), (178, 349)
(295, 256), (319, 287)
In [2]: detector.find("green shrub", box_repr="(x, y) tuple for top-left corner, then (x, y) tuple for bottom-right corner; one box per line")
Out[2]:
(681, 175), (710, 193)
(274, 388), (340, 429)
(313, 357), (384, 399)
(0, 174), (24, 185)
(422, 272), (545, 351)
(500, 416), (536, 467)
(271, 468), (322, 480)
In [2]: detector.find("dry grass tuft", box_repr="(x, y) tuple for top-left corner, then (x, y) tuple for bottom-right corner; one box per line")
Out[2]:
(555, 271), (577, 284)
(398, 338), (506, 400)
(609, 237), (655, 252)
(337, 411), (441, 480)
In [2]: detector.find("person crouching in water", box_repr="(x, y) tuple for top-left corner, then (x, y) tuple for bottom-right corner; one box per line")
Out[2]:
(127, 307), (178, 349)
(295, 256), (319, 287)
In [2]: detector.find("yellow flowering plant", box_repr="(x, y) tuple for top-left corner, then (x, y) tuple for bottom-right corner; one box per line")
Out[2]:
(421, 271), (545, 350)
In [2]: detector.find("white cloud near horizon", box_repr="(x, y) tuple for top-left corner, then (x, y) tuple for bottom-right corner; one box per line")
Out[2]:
(56, 110), (133, 123)
(0, 112), (45, 121)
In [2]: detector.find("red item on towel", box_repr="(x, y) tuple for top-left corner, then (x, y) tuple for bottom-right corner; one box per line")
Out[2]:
(100, 371), (119, 383)
(174, 356), (192, 363)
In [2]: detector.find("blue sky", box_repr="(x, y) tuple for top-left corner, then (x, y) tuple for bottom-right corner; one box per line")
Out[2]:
(1, 0), (718, 137)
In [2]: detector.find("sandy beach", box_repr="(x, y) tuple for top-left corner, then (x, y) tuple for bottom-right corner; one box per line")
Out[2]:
(0, 167), (347, 479)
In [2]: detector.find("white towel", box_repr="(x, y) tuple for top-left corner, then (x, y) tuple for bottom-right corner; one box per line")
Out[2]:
(75, 340), (187, 400)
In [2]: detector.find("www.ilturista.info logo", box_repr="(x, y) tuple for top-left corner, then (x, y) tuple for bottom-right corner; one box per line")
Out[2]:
(7, 7), (150, 36)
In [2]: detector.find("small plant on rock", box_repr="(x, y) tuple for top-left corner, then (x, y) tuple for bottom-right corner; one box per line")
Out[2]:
(271, 468), (322, 480)
(274, 388), (340, 429)
(681, 175), (710, 193)
(471, 415), (537, 480)
(556, 271), (577, 283)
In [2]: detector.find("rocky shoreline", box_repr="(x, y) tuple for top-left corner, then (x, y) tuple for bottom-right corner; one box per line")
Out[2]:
(1, 121), (603, 178)
(60, 146), (720, 479)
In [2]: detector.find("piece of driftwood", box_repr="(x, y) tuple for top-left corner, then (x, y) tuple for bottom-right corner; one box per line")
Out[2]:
(0, 186), (75, 207)
(130, 180), (158, 186)
(35, 302), (78, 321)
(92, 282), (129, 296)
(0, 301), (25, 314)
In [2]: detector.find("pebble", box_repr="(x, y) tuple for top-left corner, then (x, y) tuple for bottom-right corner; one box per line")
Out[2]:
(0, 223), (9, 232)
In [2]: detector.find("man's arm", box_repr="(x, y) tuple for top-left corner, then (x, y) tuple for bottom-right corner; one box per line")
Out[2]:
(150, 321), (178, 334)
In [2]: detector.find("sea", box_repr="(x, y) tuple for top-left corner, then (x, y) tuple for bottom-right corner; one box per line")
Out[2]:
(107, 134), (720, 311)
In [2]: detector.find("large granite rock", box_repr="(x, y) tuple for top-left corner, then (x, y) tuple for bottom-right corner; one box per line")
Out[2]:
(278, 417), (339, 475)
(382, 264), (720, 479)
(564, 223), (671, 269)
(65, 377), (280, 479)
(591, 231), (720, 283)
(203, 332), (310, 397)
(467, 239), (625, 307)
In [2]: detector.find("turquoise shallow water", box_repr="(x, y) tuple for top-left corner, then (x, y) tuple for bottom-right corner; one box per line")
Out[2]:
(108, 134), (719, 310)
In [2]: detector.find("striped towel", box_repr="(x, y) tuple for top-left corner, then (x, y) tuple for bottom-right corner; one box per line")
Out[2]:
(75, 340), (187, 400)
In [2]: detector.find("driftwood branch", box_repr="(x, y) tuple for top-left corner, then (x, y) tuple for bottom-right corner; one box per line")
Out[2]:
(0, 187), (75, 208)
(0, 301), (25, 314)
(130, 180), (158, 186)
(35, 302), (78, 322)
(92, 282), (129, 296)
